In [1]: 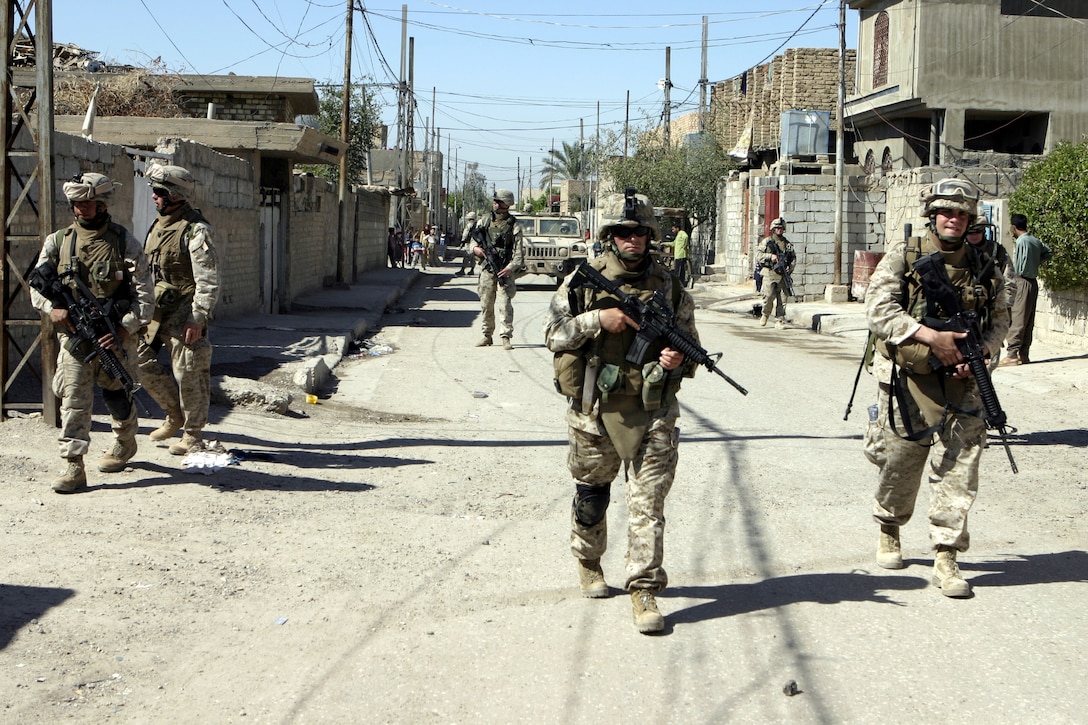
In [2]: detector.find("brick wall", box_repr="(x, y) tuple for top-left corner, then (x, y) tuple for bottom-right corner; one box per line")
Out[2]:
(710, 48), (856, 155)
(156, 139), (259, 319)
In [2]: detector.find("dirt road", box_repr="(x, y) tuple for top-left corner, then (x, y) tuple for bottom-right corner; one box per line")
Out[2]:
(2, 272), (1085, 723)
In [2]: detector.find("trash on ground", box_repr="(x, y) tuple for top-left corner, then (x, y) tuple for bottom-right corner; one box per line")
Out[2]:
(472, 391), (488, 399)
(181, 440), (237, 474)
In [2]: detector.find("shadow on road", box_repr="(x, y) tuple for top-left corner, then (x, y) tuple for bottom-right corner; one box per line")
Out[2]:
(665, 571), (927, 626)
(960, 550), (1088, 587)
(0, 584), (75, 650)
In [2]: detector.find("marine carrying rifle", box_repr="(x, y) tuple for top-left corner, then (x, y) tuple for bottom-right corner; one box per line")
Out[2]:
(470, 222), (509, 275)
(569, 262), (748, 396)
(913, 252), (1017, 473)
(768, 239), (795, 297)
(28, 261), (141, 395)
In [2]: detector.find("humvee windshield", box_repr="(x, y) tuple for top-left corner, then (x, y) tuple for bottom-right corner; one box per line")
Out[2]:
(538, 219), (579, 236)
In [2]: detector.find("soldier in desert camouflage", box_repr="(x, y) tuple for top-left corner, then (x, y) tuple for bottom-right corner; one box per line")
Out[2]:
(137, 164), (220, 456)
(544, 189), (699, 634)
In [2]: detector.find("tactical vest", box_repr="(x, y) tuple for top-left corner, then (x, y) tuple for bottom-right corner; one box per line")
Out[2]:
(580, 257), (683, 403)
(876, 233), (995, 374)
(145, 206), (207, 297)
(56, 220), (129, 302)
(487, 213), (517, 267)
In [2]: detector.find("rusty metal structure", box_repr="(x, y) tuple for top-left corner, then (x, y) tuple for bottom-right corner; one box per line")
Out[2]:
(2, 0), (57, 423)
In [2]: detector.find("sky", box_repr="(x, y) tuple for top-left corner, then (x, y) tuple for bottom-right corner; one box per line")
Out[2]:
(53, 1), (858, 193)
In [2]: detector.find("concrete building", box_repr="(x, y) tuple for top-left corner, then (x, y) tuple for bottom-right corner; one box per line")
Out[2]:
(846, 0), (1088, 171)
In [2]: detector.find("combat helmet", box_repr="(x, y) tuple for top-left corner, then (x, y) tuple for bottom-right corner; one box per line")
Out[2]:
(493, 188), (515, 206)
(62, 172), (118, 204)
(770, 217), (786, 231)
(596, 187), (660, 242)
(146, 164), (196, 200)
(921, 178), (979, 220)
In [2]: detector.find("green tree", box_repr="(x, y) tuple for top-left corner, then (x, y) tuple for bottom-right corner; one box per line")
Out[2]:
(1008, 139), (1088, 291)
(540, 141), (595, 189)
(297, 82), (382, 184)
(604, 131), (733, 230)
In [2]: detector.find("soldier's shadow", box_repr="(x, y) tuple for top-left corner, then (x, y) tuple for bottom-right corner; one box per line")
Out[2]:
(957, 550), (1088, 587)
(664, 571), (925, 627)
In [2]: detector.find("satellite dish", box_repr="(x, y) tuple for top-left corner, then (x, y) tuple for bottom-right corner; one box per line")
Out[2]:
(656, 79), (667, 91)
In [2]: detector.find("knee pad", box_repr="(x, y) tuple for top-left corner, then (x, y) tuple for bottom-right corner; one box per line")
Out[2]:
(101, 387), (133, 421)
(573, 483), (611, 527)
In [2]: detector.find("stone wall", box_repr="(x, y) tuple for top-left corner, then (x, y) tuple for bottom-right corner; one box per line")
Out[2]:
(350, 189), (392, 276)
(156, 139), (259, 319)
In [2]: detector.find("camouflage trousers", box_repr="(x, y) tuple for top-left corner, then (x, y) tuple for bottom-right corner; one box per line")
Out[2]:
(53, 332), (139, 458)
(477, 271), (516, 340)
(863, 379), (985, 551)
(568, 418), (679, 591)
(137, 326), (213, 435)
(761, 275), (787, 319)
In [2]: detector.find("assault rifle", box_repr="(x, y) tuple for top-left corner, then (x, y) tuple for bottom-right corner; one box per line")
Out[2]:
(29, 261), (141, 395)
(569, 262), (748, 396)
(470, 222), (509, 275)
(768, 239), (795, 297)
(913, 252), (1017, 473)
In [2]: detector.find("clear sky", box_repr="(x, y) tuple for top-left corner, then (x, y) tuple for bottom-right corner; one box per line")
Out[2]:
(53, 1), (857, 192)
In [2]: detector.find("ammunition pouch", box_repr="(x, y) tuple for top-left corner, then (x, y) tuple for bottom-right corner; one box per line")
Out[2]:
(553, 350), (586, 399)
(876, 338), (934, 376)
(595, 364), (622, 403)
(154, 280), (183, 317)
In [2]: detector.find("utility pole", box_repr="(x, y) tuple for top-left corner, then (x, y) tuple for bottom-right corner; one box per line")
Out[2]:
(396, 4), (409, 233)
(699, 16), (708, 134)
(663, 47), (672, 148)
(833, 0), (846, 288)
(336, 0), (353, 284)
(624, 90), (630, 157)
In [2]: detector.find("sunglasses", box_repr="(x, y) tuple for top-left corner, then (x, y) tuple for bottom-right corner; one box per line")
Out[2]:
(612, 225), (650, 239)
(151, 186), (172, 198)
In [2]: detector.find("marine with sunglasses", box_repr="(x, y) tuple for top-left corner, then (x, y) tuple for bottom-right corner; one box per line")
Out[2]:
(544, 189), (699, 634)
(137, 163), (220, 457)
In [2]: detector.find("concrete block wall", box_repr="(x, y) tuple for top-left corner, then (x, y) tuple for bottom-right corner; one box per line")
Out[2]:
(289, 173), (338, 299)
(180, 93), (294, 123)
(350, 189), (391, 276)
(157, 139), (259, 319)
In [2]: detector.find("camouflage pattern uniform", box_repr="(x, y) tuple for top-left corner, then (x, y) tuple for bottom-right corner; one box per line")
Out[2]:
(137, 172), (220, 447)
(475, 211), (524, 343)
(544, 233), (697, 595)
(863, 231), (1008, 551)
(757, 222), (795, 324)
(31, 212), (153, 461)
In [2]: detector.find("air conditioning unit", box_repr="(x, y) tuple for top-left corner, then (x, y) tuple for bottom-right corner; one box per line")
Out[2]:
(780, 110), (830, 158)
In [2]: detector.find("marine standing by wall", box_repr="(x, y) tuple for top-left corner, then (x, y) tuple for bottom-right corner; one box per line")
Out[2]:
(757, 217), (796, 328)
(472, 189), (524, 350)
(137, 164), (220, 456)
(30, 172), (154, 493)
(863, 178), (1009, 598)
(544, 190), (699, 634)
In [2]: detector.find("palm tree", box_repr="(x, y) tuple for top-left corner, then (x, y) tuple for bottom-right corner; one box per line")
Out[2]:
(539, 141), (594, 189)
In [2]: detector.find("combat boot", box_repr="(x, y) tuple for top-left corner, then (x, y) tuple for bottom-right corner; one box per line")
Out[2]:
(169, 432), (203, 456)
(149, 409), (184, 442)
(475, 336), (493, 347)
(932, 546), (971, 598)
(501, 337), (513, 350)
(759, 315), (769, 327)
(52, 457), (87, 494)
(577, 559), (608, 599)
(631, 590), (664, 634)
(775, 318), (786, 329)
(98, 439), (137, 473)
(877, 524), (904, 569)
